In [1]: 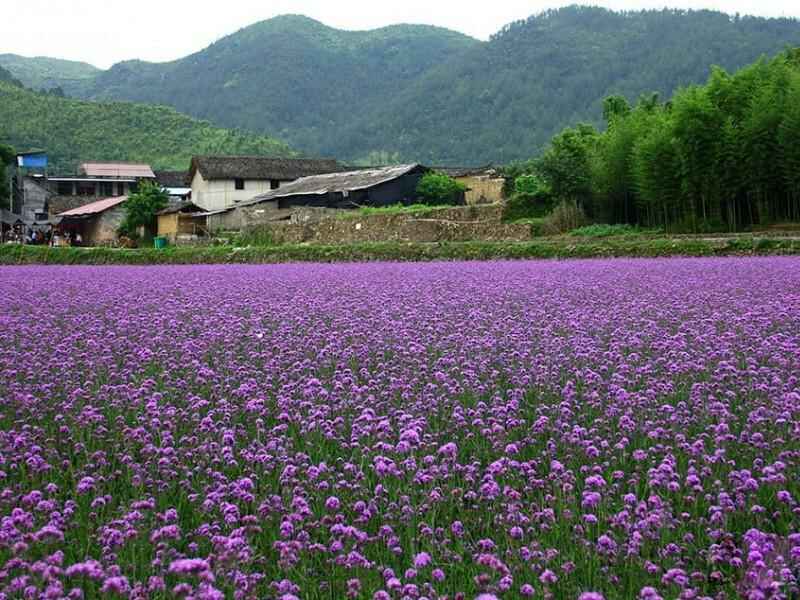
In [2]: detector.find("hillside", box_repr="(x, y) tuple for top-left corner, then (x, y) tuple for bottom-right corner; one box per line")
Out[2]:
(0, 54), (99, 94)
(3, 7), (800, 164)
(0, 82), (292, 171)
(338, 7), (800, 164)
(79, 15), (479, 161)
(0, 64), (22, 87)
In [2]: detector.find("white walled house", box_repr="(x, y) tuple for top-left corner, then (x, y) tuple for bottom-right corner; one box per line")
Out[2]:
(189, 156), (343, 211)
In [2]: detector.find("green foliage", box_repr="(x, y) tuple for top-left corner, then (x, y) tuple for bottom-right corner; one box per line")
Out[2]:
(416, 172), (466, 205)
(502, 174), (553, 221)
(529, 48), (800, 232)
(570, 224), (660, 237)
(0, 81), (292, 172)
(7, 8), (799, 164)
(536, 124), (598, 210)
(119, 181), (168, 238)
(0, 143), (15, 209)
(234, 227), (276, 247)
(0, 65), (23, 88)
(542, 200), (589, 235)
(4, 236), (799, 266)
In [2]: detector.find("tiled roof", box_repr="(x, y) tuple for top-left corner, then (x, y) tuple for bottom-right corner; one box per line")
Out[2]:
(79, 162), (155, 178)
(57, 196), (128, 217)
(190, 156), (343, 181)
(242, 164), (424, 206)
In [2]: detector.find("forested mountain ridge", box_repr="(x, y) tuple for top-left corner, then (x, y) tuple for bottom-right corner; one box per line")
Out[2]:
(3, 7), (800, 164)
(0, 81), (292, 172)
(0, 54), (99, 94)
(79, 15), (479, 161)
(341, 7), (800, 164)
(0, 64), (23, 87)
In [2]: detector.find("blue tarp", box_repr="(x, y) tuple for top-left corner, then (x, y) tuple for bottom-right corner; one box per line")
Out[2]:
(17, 153), (48, 168)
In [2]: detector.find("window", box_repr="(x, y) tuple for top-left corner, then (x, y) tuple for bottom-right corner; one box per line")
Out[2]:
(101, 182), (114, 197)
(57, 181), (73, 195)
(270, 179), (280, 190)
(117, 182), (126, 196)
(235, 178), (245, 191)
(77, 182), (96, 196)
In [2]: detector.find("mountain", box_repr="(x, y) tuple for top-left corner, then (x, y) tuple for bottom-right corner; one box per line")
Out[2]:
(0, 81), (292, 172)
(0, 54), (99, 94)
(343, 7), (800, 164)
(0, 64), (23, 87)
(80, 15), (479, 161)
(3, 7), (800, 164)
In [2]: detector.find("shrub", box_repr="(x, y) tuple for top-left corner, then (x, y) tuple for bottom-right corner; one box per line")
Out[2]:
(503, 174), (553, 221)
(542, 200), (588, 235)
(416, 172), (466, 206)
(569, 224), (659, 237)
(118, 181), (168, 239)
(235, 227), (276, 247)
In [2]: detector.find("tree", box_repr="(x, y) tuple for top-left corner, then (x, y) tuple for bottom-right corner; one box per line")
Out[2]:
(536, 123), (597, 213)
(416, 172), (466, 206)
(118, 181), (168, 238)
(0, 144), (15, 210)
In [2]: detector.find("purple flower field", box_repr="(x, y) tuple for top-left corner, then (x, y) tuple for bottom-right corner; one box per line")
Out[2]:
(1, 258), (799, 600)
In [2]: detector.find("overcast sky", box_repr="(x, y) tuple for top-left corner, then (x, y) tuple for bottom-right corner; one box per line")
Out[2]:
(2, 0), (798, 69)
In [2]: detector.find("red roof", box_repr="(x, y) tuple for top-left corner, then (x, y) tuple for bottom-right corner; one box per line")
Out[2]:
(57, 196), (128, 217)
(79, 162), (155, 178)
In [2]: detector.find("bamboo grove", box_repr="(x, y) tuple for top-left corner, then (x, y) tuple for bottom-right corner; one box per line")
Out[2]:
(523, 49), (800, 232)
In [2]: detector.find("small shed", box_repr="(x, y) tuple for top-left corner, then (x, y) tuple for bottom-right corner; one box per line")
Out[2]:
(156, 202), (208, 241)
(56, 196), (128, 246)
(434, 165), (505, 205)
(240, 164), (430, 211)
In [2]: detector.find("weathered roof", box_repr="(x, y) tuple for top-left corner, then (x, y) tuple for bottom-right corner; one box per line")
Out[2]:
(432, 165), (496, 178)
(48, 196), (100, 215)
(155, 170), (190, 187)
(190, 156), (343, 182)
(242, 164), (425, 206)
(156, 201), (203, 216)
(79, 162), (155, 179)
(57, 196), (128, 218)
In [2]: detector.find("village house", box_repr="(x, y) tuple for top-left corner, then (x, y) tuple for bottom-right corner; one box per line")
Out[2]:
(156, 201), (209, 243)
(155, 170), (191, 201)
(434, 166), (506, 205)
(188, 156), (343, 211)
(212, 164), (430, 230)
(55, 196), (128, 246)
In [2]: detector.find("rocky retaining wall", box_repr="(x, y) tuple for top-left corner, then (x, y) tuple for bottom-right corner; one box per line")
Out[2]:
(241, 204), (530, 244)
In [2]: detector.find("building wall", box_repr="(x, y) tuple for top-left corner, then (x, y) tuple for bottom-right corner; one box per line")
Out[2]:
(191, 172), (283, 211)
(85, 206), (126, 245)
(157, 214), (179, 238)
(458, 175), (505, 205)
(21, 177), (53, 223)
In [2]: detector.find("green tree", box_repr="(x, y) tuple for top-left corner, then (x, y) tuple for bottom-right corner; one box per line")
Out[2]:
(536, 123), (597, 213)
(0, 144), (15, 210)
(416, 172), (466, 206)
(119, 181), (168, 238)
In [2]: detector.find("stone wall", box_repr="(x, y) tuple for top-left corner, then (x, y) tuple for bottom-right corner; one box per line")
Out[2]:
(240, 204), (530, 245)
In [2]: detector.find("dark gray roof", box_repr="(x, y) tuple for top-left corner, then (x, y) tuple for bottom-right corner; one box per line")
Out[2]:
(190, 156), (343, 181)
(241, 164), (426, 206)
(156, 201), (203, 216)
(155, 170), (190, 188)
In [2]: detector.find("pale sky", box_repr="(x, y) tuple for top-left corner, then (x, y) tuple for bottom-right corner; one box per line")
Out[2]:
(1, 0), (798, 69)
